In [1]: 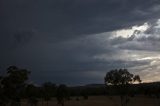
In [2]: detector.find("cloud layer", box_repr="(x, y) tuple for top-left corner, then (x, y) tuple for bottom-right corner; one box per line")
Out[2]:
(0, 0), (160, 85)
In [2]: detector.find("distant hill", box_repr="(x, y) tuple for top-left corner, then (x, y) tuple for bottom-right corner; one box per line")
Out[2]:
(85, 84), (105, 88)
(68, 82), (160, 96)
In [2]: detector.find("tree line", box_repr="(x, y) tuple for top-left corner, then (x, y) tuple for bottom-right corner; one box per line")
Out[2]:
(0, 66), (160, 106)
(0, 66), (90, 106)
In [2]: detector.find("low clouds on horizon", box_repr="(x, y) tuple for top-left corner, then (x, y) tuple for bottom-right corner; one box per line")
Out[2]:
(1, 0), (160, 85)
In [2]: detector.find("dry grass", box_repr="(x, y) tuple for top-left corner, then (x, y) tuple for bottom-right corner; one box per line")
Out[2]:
(21, 96), (160, 106)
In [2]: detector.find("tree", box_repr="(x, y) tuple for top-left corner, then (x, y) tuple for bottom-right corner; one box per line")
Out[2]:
(1, 66), (30, 106)
(41, 82), (56, 106)
(56, 84), (69, 106)
(104, 69), (141, 106)
(81, 89), (89, 100)
(25, 84), (39, 106)
(133, 75), (141, 83)
(0, 76), (8, 106)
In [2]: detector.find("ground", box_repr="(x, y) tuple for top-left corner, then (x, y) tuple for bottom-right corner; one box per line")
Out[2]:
(21, 96), (160, 106)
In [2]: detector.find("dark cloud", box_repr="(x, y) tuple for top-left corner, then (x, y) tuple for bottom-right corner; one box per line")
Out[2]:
(1, 0), (160, 41)
(1, 0), (160, 85)
(13, 30), (34, 46)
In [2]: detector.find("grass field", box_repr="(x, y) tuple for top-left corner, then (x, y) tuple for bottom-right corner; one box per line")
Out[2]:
(20, 96), (160, 106)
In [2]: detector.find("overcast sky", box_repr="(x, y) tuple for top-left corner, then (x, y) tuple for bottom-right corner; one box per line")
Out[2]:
(1, 0), (160, 85)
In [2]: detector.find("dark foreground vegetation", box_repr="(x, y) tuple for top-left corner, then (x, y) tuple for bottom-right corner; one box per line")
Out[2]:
(0, 66), (160, 106)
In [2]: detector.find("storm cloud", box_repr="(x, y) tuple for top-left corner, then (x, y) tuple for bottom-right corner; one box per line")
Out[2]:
(0, 0), (160, 85)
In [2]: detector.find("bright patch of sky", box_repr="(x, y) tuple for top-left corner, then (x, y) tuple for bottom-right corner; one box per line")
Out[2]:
(111, 22), (150, 38)
(93, 19), (160, 83)
(155, 19), (160, 28)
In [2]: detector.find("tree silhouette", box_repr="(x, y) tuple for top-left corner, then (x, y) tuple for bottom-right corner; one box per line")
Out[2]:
(133, 75), (141, 83)
(25, 84), (39, 106)
(104, 69), (141, 106)
(1, 66), (30, 106)
(81, 89), (89, 100)
(56, 84), (69, 106)
(0, 76), (8, 106)
(42, 82), (56, 106)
